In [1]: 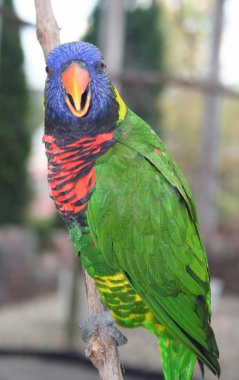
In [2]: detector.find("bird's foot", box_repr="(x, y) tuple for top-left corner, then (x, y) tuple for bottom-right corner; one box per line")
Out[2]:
(79, 311), (127, 346)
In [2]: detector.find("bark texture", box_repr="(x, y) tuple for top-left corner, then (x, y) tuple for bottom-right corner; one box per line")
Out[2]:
(34, 1), (124, 378)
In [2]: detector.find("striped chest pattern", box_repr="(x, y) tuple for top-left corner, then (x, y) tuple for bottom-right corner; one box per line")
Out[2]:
(43, 132), (115, 223)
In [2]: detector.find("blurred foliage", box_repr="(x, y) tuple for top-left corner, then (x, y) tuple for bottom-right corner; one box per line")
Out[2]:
(160, 89), (239, 225)
(0, 0), (30, 224)
(84, 0), (166, 132)
(162, 0), (211, 76)
(28, 214), (64, 252)
(219, 98), (239, 222)
(159, 0), (239, 225)
(27, 90), (45, 132)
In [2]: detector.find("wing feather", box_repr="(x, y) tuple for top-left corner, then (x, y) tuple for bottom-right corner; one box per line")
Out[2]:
(88, 109), (219, 373)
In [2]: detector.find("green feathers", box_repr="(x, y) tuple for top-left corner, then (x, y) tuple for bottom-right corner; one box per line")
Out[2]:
(44, 42), (220, 379)
(83, 108), (220, 378)
(159, 335), (197, 380)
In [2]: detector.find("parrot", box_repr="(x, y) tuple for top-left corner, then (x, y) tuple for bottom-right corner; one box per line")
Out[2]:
(43, 41), (220, 380)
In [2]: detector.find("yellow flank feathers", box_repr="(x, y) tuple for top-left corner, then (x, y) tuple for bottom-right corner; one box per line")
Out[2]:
(95, 272), (128, 290)
(94, 272), (163, 330)
(114, 87), (127, 123)
(134, 294), (143, 302)
(94, 273), (166, 334)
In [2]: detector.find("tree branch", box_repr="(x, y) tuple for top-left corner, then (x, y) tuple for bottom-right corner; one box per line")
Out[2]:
(84, 271), (124, 379)
(34, 0), (60, 59)
(115, 71), (239, 99)
(34, 1), (124, 378)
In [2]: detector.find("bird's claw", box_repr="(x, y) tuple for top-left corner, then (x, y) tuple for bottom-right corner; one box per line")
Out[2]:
(79, 311), (128, 346)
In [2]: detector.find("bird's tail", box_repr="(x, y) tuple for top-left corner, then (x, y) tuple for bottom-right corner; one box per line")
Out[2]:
(159, 334), (196, 380)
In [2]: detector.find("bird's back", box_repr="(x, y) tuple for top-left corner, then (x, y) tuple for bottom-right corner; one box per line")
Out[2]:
(86, 109), (220, 377)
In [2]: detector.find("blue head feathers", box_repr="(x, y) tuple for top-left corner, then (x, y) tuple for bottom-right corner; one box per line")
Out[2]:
(44, 42), (119, 141)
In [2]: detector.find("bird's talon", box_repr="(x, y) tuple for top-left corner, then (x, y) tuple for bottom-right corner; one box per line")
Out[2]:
(79, 311), (127, 346)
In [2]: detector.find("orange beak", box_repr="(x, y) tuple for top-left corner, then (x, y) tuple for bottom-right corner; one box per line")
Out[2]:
(61, 63), (91, 117)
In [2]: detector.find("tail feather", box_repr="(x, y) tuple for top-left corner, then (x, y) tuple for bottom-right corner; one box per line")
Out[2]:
(198, 359), (205, 379)
(159, 335), (196, 380)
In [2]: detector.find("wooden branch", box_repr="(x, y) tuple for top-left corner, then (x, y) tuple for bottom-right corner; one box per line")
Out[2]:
(34, 0), (60, 59)
(84, 271), (124, 380)
(34, 1), (124, 379)
(0, 6), (33, 27)
(115, 70), (239, 99)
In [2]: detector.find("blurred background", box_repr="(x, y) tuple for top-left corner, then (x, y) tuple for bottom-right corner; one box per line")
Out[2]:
(0, 0), (238, 379)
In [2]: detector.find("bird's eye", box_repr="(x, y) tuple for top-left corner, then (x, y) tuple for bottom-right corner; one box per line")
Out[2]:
(96, 61), (107, 72)
(45, 66), (50, 75)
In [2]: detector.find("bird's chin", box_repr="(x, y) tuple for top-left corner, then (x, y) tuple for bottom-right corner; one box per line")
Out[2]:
(65, 85), (91, 118)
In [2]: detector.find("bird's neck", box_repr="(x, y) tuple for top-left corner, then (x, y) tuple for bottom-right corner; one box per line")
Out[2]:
(114, 87), (127, 124)
(43, 132), (116, 225)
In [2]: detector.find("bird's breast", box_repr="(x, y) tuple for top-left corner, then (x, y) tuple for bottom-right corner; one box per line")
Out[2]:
(43, 132), (115, 224)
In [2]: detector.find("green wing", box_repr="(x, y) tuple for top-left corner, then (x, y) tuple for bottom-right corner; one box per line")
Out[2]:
(87, 109), (219, 375)
(115, 109), (202, 240)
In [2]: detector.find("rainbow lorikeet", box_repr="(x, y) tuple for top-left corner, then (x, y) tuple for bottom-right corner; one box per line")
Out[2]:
(43, 42), (220, 379)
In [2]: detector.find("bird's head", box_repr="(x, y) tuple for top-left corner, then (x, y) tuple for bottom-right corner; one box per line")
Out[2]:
(44, 41), (126, 141)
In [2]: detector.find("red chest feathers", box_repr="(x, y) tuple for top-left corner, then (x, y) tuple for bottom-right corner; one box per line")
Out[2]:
(43, 133), (114, 221)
